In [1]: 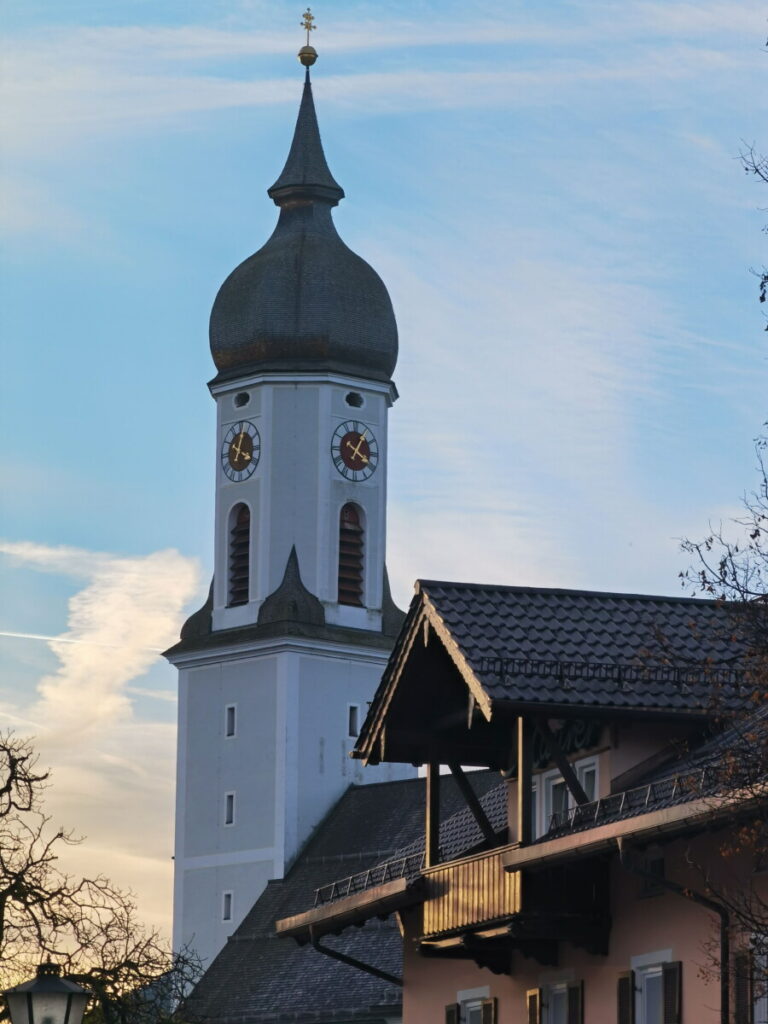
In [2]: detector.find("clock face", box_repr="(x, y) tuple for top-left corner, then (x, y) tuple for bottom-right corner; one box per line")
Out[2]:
(331, 420), (379, 481)
(221, 421), (261, 482)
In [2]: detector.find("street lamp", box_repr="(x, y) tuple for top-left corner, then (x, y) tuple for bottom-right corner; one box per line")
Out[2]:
(4, 963), (90, 1024)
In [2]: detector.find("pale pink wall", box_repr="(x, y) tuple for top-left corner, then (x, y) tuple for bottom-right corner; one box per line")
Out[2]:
(607, 721), (698, 787)
(402, 830), (751, 1024)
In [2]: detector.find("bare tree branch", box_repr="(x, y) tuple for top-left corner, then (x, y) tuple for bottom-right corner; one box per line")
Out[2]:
(0, 734), (202, 1023)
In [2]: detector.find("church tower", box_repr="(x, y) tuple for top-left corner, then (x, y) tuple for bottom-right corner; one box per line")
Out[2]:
(164, 41), (413, 967)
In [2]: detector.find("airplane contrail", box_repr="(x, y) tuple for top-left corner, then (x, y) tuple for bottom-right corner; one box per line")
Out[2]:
(0, 631), (162, 653)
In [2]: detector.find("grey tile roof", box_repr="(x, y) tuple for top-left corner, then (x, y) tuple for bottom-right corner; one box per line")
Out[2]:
(420, 581), (745, 712)
(187, 771), (499, 1024)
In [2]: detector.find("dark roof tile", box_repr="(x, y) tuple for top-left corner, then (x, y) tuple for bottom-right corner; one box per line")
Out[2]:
(189, 771), (500, 1023)
(419, 581), (745, 712)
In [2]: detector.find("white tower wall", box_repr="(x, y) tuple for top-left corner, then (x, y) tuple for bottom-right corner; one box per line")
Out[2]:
(166, 63), (413, 971)
(211, 373), (391, 632)
(171, 635), (406, 967)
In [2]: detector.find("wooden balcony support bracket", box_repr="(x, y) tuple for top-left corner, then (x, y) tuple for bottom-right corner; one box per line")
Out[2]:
(448, 762), (499, 848)
(419, 931), (513, 976)
(309, 926), (402, 988)
(514, 938), (558, 967)
(534, 717), (589, 805)
(426, 761), (441, 868)
(517, 717), (534, 847)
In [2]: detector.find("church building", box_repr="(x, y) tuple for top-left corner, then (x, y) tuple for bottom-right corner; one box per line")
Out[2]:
(167, 23), (766, 1024)
(163, 33), (413, 970)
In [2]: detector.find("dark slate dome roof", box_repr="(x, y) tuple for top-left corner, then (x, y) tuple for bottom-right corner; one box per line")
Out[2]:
(209, 71), (398, 384)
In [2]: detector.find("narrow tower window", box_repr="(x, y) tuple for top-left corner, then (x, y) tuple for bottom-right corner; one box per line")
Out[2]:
(228, 504), (250, 606)
(222, 891), (233, 921)
(225, 704), (236, 738)
(338, 504), (364, 606)
(224, 792), (235, 826)
(348, 704), (360, 738)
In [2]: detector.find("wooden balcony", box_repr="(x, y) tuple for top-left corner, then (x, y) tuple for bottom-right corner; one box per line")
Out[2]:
(421, 847), (521, 939)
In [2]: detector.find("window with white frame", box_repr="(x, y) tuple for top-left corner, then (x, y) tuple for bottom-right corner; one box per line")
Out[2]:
(222, 891), (233, 922)
(544, 983), (568, 1024)
(453, 986), (493, 1024)
(534, 756), (598, 837)
(463, 1001), (483, 1024)
(755, 950), (768, 1024)
(625, 951), (681, 1024)
(224, 791), (235, 826)
(636, 965), (663, 1024)
(225, 704), (236, 738)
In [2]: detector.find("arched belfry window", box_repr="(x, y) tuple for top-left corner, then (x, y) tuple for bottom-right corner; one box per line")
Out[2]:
(338, 504), (364, 607)
(228, 504), (250, 606)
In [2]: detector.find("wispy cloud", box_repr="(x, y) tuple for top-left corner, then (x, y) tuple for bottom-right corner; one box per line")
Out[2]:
(2, 2), (763, 157)
(372, 185), (761, 601)
(0, 541), (199, 741)
(0, 542), (201, 935)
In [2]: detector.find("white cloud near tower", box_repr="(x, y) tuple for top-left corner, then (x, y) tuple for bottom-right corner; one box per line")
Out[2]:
(0, 540), (201, 934)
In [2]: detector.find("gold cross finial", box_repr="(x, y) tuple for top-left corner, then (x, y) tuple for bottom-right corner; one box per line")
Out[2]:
(301, 8), (316, 44)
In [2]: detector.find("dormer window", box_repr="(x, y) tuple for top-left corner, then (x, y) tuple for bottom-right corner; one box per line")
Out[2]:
(228, 504), (250, 606)
(534, 757), (598, 837)
(338, 503), (364, 606)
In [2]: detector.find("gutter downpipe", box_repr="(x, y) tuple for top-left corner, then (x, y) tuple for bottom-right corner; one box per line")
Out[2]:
(308, 925), (403, 987)
(617, 838), (729, 1024)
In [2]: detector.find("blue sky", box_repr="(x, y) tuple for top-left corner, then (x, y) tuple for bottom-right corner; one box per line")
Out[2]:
(0, 0), (766, 939)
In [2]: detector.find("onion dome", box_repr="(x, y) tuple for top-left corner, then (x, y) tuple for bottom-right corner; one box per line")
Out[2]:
(209, 66), (398, 385)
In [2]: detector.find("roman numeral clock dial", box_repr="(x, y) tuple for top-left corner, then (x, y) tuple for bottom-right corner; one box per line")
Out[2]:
(221, 421), (261, 482)
(331, 420), (379, 481)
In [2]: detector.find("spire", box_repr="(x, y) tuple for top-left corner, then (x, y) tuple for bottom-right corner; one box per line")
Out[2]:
(257, 546), (325, 626)
(267, 11), (345, 208)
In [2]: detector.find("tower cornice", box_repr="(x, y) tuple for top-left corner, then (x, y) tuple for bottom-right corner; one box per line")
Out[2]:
(208, 370), (398, 406)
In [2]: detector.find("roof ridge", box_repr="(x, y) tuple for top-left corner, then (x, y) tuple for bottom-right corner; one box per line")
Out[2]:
(348, 774), (425, 792)
(418, 579), (730, 605)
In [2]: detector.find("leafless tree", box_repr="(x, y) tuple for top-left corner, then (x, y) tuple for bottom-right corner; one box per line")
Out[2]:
(680, 430), (768, 1009)
(739, 143), (768, 330)
(0, 733), (201, 1023)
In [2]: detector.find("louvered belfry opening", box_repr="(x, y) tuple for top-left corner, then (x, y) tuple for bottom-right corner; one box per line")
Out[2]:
(338, 503), (364, 606)
(228, 504), (250, 606)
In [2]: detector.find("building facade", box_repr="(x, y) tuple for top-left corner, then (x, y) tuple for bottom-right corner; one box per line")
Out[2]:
(278, 581), (766, 1024)
(164, 52), (413, 968)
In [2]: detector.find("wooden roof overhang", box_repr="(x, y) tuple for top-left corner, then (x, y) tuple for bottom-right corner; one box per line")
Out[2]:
(354, 589), (711, 771)
(275, 876), (425, 944)
(353, 592), (504, 768)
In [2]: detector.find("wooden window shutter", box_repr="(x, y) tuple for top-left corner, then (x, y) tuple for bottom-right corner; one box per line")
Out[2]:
(734, 952), (754, 1024)
(617, 971), (635, 1024)
(444, 1004), (460, 1024)
(526, 988), (542, 1024)
(228, 504), (250, 606)
(567, 981), (584, 1024)
(481, 997), (497, 1024)
(338, 503), (364, 606)
(662, 961), (682, 1024)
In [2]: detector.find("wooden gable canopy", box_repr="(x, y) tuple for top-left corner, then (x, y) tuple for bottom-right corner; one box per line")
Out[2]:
(354, 581), (742, 770)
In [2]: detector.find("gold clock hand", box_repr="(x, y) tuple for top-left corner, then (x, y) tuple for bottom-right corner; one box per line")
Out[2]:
(232, 431), (247, 459)
(346, 431), (369, 463)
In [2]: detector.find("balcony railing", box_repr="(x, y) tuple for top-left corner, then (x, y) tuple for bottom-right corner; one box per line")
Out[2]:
(421, 847), (521, 939)
(313, 851), (424, 907)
